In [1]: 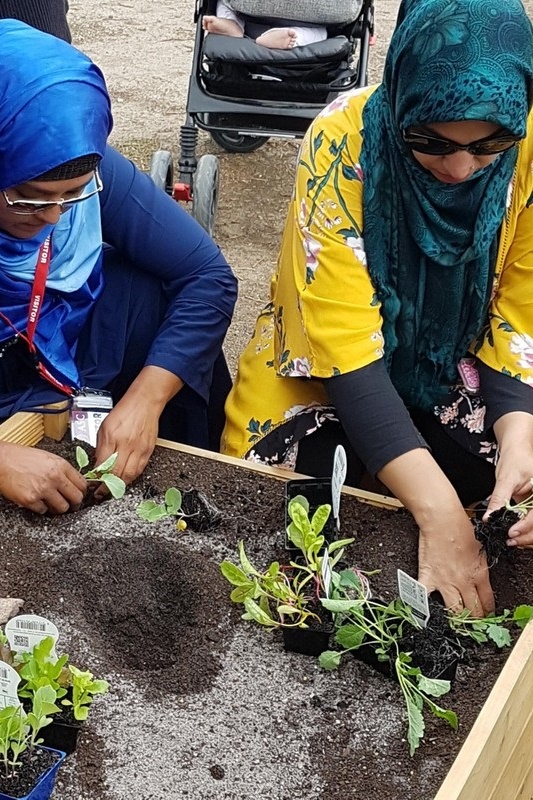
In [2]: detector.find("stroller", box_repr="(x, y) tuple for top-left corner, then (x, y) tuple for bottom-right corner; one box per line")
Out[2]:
(150, 0), (374, 235)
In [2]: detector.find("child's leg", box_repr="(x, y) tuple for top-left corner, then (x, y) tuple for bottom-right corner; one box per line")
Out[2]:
(203, 0), (245, 37)
(256, 25), (327, 49)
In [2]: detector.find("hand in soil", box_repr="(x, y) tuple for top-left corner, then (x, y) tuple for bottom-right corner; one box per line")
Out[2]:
(0, 442), (87, 514)
(417, 507), (494, 617)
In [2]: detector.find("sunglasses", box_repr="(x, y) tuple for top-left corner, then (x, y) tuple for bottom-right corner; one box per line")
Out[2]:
(402, 128), (521, 157)
(2, 167), (103, 215)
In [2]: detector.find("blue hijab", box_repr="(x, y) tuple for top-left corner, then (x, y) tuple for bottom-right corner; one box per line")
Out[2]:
(360, 0), (533, 410)
(0, 20), (112, 397)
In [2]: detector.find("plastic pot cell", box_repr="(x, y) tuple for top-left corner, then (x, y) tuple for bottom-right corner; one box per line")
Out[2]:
(0, 746), (66, 800)
(285, 477), (338, 551)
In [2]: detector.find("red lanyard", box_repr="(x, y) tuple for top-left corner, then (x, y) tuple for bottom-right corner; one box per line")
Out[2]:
(0, 237), (76, 396)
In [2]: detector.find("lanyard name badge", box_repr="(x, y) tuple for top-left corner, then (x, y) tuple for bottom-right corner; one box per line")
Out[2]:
(0, 236), (113, 444)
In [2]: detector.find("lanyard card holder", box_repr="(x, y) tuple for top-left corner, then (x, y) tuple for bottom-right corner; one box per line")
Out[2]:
(70, 388), (113, 447)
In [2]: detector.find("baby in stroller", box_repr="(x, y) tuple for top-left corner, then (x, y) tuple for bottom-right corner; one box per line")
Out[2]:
(203, 0), (327, 49)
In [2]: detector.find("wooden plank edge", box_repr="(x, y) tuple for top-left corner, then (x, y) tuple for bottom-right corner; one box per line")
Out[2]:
(0, 411), (44, 446)
(433, 620), (533, 800)
(155, 437), (403, 511)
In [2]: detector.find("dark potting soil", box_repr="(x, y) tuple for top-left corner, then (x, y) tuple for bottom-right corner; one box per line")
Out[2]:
(0, 747), (60, 798)
(473, 505), (522, 566)
(1, 438), (533, 800)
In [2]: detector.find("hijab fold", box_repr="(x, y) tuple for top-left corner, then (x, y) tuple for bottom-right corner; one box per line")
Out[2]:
(0, 20), (113, 392)
(360, 0), (533, 410)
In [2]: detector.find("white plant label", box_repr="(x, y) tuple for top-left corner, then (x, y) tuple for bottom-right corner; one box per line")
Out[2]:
(0, 661), (21, 709)
(331, 445), (347, 526)
(5, 614), (59, 657)
(397, 569), (430, 628)
(321, 548), (332, 599)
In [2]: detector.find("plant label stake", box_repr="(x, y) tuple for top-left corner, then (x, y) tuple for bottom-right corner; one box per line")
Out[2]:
(321, 549), (332, 599)
(0, 662), (20, 709)
(397, 570), (430, 628)
(331, 445), (347, 531)
(5, 615), (59, 659)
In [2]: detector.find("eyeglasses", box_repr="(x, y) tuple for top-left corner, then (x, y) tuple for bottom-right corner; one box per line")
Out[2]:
(2, 167), (103, 215)
(402, 128), (521, 156)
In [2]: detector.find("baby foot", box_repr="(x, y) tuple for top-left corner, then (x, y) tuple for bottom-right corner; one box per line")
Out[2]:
(256, 28), (297, 49)
(202, 16), (244, 37)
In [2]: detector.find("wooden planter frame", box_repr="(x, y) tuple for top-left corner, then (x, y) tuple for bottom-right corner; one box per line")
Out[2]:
(2, 410), (533, 799)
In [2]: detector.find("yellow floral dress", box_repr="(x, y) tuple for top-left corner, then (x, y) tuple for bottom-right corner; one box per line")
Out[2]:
(222, 87), (533, 466)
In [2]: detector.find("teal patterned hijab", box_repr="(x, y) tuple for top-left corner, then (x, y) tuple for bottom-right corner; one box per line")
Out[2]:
(360, 0), (533, 410)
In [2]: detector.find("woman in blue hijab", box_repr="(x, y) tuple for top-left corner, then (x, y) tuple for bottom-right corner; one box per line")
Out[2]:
(0, 21), (237, 513)
(223, 0), (533, 615)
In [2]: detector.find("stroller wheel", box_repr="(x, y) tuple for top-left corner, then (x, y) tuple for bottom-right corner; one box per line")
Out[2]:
(192, 154), (219, 237)
(210, 130), (268, 154)
(149, 150), (174, 193)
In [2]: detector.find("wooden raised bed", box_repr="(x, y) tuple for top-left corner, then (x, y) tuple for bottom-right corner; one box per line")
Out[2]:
(1, 411), (532, 798)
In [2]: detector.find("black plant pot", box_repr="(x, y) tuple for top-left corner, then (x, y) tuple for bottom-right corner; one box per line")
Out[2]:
(285, 478), (338, 551)
(351, 600), (464, 683)
(282, 611), (334, 657)
(40, 718), (82, 755)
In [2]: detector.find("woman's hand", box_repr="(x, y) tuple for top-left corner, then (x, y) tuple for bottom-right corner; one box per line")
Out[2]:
(485, 412), (533, 547)
(0, 442), (87, 514)
(417, 507), (493, 617)
(93, 366), (183, 496)
(379, 448), (494, 617)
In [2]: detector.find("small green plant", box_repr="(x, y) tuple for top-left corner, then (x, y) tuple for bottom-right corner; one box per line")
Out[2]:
(447, 605), (533, 647)
(75, 446), (126, 499)
(136, 487), (187, 530)
(319, 569), (458, 756)
(0, 686), (59, 778)
(220, 497), (354, 629)
(61, 665), (109, 722)
(3, 636), (109, 725)
(17, 637), (69, 702)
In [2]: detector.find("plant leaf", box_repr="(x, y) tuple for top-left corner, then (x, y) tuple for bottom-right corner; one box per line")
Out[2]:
(94, 452), (119, 473)
(406, 697), (425, 756)
(76, 446), (89, 470)
(335, 624), (366, 650)
(243, 598), (278, 627)
(101, 473), (126, 499)
(310, 504), (331, 536)
(417, 675), (451, 698)
(513, 604), (533, 629)
(238, 541), (261, 577)
(327, 538), (355, 554)
(220, 561), (250, 587)
(165, 487), (182, 513)
(486, 624), (511, 648)
(322, 598), (363, 613)
(318, 650), (342, 670)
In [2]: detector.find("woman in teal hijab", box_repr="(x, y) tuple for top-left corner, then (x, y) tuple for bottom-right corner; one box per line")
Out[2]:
(222, 0), (533, 616)
(361, 0), (533, 411)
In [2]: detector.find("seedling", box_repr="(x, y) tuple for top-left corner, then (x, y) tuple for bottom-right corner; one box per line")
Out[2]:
(220, 497), (354, 629)
(75, 446), (126, 499)
(447, 604), (533, 648)
(4, 636), (109, 724)
(136, 487), (187, 530)
(319, 569), (458, 756)
(0, 685), (59, 778)
(61, 665), (109, 722)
